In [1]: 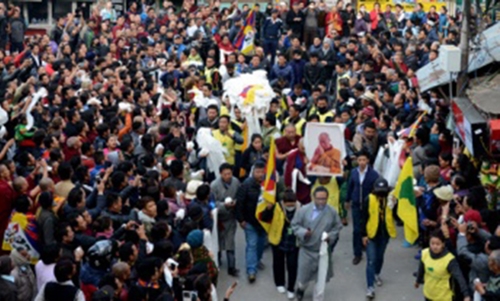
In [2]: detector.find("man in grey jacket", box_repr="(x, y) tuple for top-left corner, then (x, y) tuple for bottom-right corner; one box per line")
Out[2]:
(9, 7), (25, 53)
(457, 222), (500, 291)
(292, 186), (343, 301)
(211, 162), (241, 277)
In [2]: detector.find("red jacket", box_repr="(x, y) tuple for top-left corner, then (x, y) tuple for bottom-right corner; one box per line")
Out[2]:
(0, 180), (15, 243)
(284, 150), (311, 204)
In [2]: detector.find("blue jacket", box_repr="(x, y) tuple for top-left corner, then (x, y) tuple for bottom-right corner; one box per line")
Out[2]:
(80, 262), (108, 287)
(168, 43), (187, 60)
(290, 59), (306, 87)
(269, 63), (295, 87)
(262, 17), (283, 40)
(346, 166), (379, 207)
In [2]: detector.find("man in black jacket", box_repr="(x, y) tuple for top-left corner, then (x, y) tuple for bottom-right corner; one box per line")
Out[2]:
(286, 3), (304, 42)
(304, 53), (325, 91)
(236, 161), (266, 283)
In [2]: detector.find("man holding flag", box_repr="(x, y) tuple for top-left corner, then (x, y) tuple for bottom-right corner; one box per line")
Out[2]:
(234, 7), (256, 56)
(236, 160), (268, 283)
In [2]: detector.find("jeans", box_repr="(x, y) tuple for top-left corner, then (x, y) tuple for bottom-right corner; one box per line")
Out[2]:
(244, 223), (267, 275)
(263, 39), (278, 66)
(352, 206), (363, 258)
(272, 246), (299, 292)
(366, 234), (389, 288)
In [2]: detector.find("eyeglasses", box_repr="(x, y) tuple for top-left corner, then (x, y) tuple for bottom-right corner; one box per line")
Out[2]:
(315, 197), (328, 201)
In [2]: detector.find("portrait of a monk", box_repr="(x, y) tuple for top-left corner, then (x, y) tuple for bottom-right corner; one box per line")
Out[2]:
(308, 132), (341, 174)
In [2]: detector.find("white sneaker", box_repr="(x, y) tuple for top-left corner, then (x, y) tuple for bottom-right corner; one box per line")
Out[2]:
(287, 291), (295, 299)
(277, 286), (286, 294)
(366, 287), (375, 299)
(375, 275), (383, 287)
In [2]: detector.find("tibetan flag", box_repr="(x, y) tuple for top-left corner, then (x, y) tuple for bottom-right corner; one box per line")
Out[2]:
(393, 157), (419, 244)
(234, 10), (256, 55)
(398, 111), (427, 138)
(2, 211), (40, 264)
(255, 137), (285, 245)
(240, 84), (264, 106)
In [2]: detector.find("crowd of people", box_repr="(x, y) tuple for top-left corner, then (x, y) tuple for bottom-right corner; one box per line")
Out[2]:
(0, 0), (499, 300)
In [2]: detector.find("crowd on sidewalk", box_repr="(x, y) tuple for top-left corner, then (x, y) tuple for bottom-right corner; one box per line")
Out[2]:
(0, 0), (499, 300)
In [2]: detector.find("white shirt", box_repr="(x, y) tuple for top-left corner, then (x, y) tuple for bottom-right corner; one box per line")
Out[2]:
(35, 261), (56, 291)
(35, 280), (85, 301)
(358, 167), (367, 184)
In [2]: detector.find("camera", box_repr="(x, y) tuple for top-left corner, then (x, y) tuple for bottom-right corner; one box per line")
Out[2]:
(467, 222), (475, 233)
(74, 8), (82, 18)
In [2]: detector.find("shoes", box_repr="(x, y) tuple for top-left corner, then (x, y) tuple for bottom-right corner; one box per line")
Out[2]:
(352, 256), (362, 265)
(375, 275), (383, 287)
(258, 261), (266, 270)
(296, 289), (304, 301)
(287, 291), (295, 299)
(248, 274), (256, 283)
(366, 287), (375, 299)
(277, 286), (286, 294)
(341, 218), (348, 226)
(228, 268), (240, 277)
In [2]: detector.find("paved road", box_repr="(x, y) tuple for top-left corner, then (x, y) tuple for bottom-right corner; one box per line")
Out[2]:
(216, 222), (424, 301)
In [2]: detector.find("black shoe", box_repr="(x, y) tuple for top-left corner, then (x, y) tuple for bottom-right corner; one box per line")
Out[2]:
(352, 256), (362, 265)
(248, 274), (256, 283)
(296, 289), (304, 301)
(228, 268), (240, 277)
(258, 261), (265, 270)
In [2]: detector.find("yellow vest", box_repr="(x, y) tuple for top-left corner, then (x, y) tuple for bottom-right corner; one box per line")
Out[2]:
(204, 67), (219, 87)
(307, 106), (318, 118)
(231, 119), (245, 152)
(366, 194), (397, 239)
(312, 179), (340, 212)
(318, 111), (334, 123)
(421, 248), (455, 301)
(283, 117), (306, 136)
(212, 129), (236, 165)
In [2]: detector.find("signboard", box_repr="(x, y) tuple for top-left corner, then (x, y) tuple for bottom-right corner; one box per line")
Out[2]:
(356, 0), (450, 12)
(417, 22), (500, 92)
(451, 98), (488, 157)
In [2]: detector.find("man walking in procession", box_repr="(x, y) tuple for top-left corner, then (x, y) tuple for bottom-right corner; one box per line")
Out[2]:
(292, 186), (343, 301)
(361, 177), (397, 299)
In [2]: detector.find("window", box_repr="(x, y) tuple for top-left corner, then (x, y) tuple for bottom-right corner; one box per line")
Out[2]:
(27, 0), (49, 24)
(52, 1), (72, 19)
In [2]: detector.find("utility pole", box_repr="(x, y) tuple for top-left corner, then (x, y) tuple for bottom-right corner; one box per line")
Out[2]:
(457, 0), (471, 97)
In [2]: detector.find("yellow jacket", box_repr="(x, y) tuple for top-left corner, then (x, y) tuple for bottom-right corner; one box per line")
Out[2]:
(213, 129), (237, 165)
(365, 194), (397, 239)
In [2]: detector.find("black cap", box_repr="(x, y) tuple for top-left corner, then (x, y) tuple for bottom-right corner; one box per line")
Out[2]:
(373, 178), (390, 194)
(271, 9), (279, 14)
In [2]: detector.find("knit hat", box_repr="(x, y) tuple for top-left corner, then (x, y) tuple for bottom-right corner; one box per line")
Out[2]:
(186, 229), (204, 249)
(187, 204), (203, 222)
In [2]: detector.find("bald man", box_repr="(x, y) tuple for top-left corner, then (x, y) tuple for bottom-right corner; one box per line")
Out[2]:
(309, 132), (341, 174)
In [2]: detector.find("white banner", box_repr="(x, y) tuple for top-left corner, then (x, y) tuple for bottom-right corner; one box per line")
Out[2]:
(417, 22), (500, 92)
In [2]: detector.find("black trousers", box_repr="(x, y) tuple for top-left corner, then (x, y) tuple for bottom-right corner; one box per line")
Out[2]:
(272, 245), (299, 292)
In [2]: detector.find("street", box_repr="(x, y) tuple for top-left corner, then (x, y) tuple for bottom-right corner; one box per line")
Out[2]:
(216, 222), (424, 301)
